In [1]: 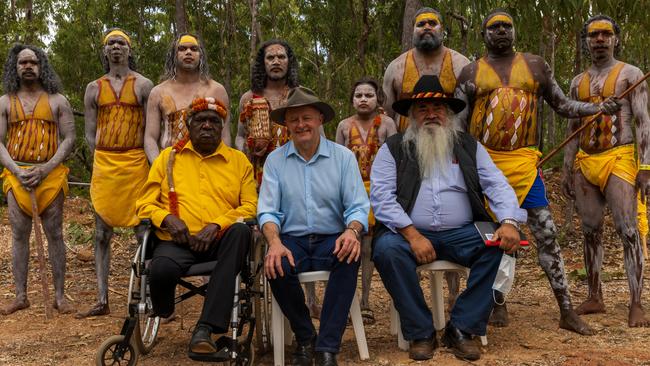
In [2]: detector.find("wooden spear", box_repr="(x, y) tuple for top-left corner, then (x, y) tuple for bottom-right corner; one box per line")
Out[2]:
(30, 190), (53, 320)
(537, 71), (650, 168)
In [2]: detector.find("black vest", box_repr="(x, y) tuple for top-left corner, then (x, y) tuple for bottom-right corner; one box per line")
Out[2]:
(373, 131), (493, 241)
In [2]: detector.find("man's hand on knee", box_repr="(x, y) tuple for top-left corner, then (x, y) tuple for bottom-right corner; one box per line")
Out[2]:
(264, 241), (294, 279)
(162, 215), (191, 245)
(191, 223), (220, 252)
(334, 229), (361, 263)
(400, 225), (436, 264)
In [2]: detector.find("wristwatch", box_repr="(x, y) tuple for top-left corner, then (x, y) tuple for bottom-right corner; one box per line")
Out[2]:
(500, 218), (520, 230)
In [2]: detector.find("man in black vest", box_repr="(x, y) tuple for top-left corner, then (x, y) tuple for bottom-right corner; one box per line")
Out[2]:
(370, 75), (526, 361)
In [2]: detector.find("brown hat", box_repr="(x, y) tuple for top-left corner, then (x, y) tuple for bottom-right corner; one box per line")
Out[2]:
(270, 86), (336, 125)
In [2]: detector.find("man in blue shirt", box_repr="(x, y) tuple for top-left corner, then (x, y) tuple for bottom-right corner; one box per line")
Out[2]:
(257, 86), (369, 366)
(371, 75), (526, 361)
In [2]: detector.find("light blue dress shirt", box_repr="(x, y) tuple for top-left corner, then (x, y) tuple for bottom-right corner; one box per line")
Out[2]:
(258, 137), (370, 236)
(370, 141), (527, 232)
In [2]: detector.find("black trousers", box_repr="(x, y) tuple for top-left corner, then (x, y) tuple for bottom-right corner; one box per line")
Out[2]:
(148, 223), (251, 333)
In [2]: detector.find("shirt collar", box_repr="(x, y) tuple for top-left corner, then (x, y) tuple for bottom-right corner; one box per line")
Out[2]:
(285, 137), (330, 162)
(181, 140), (230, 162)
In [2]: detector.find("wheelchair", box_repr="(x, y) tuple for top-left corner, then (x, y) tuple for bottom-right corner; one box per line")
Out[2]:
(95, 219), (271, 365)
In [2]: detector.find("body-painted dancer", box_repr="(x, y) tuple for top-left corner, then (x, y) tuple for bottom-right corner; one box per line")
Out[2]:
(145, 33), (230, 163)
(455, 10), (619, 334)
(562, 15), (650, 327)
(336, 77), (396, 324)
(0, 44), (76, 315)
(77, 29), (153, 318)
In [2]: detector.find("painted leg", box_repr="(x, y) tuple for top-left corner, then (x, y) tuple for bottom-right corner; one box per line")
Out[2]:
(528, 206), (594, 335)
(0, 191), (32, 315)
(606, 176), (650, 327)
(360, 235), (375, 324)
(40, 192), (74, 314)
(76, 214), (113, 318)
(305, 282), (321, 320)
(574, 171), (607, 316)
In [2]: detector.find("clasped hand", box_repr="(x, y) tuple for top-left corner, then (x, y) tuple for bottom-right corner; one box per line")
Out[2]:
(16, 166), (46, 189)
(162, 215), (220, 252)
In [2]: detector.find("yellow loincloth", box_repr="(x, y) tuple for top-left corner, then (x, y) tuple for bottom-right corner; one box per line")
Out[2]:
(91, 149), (149, 227)
(485, 147), (541, 205)
(364, 180), (375, 229)
(574, 144), (648, 237)
(2, 164), (68, 216)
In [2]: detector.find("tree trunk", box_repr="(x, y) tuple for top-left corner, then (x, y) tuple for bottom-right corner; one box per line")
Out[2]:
(357, 0), (370, 72)
(25, 0), (33, 43)
(175, 0), (189, 35)
(249, 0), (261, 72)
(401, 0), (422, 52)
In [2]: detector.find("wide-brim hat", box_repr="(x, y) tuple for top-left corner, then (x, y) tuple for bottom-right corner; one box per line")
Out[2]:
(392, 75), (466, 116)
(270, 86), (336, 125)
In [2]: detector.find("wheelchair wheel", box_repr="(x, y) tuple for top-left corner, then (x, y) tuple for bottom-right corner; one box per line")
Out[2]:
(130, 280), (160, 354)
(96, 335), (139, 366)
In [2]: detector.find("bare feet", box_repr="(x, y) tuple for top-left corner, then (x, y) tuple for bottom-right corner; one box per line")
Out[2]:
(75, 302), (110, 318)
(628, 304), (650, 327)
(575, 298), (606, 315)
(53, 299), (75, 314)
(308, 302), (321, 320)
(0, 298), (30, 315)
(559, 308), (594, 335)
(488, 303), (509, 327)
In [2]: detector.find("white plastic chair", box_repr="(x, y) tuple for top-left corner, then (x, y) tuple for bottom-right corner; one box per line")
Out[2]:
(390, 260), (488, 350)
(271, 270), (370, 366)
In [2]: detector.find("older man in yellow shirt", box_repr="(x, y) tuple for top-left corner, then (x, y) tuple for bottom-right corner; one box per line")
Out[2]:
(136, 97), (257, 360)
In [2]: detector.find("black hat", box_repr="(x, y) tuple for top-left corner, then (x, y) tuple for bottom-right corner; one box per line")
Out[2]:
(392, 75), (466, 116)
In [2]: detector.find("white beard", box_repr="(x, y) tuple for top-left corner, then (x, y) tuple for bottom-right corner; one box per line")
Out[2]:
(404, 119), (458, 179)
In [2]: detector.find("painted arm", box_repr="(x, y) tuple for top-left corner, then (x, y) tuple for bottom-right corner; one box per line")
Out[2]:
(335, 120), (346, 145)
(541, 60), (602, 118)
(630, 69), (650, 200)
(83, 81), (98, 154)
(235, 93), (251, 152)
(454, 64), (477, 131)
(213, 82), (231, 147)
(0, 95), (25, 179)
(137, 77), (154, 152)
(562, 78), (582, 199)
(382, 61), (398, 120)
(144, 86), (162, 163)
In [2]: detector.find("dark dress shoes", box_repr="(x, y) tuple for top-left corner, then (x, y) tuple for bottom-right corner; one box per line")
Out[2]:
(441, 322), (481, 361)
(409, 336), (437, 360)
(291, 337), (315, 366)
(189, 324), (217, 354)
(315, 351), (337, 366)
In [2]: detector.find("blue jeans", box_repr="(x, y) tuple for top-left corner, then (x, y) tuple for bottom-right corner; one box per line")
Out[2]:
(268, 233), (360, 353)
(373, 224), (502, 339)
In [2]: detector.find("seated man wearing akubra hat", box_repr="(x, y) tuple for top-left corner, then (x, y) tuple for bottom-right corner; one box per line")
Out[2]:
(257, 86), (369, 366)
(370, 75), (526, 361)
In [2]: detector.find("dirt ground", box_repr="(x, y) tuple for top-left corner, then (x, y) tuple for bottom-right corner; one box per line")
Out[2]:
(1, 171), (649, 365)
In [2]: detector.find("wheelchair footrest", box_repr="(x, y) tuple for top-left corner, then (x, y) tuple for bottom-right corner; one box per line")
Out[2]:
(188, 336), (236, 363)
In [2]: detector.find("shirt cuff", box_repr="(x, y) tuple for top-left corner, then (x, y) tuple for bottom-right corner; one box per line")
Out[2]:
(151, 209), (172, 229)
(258, 213), (281, 230)
(495, 208), (528, 225)
(345, 213), (369, 233)
(385, 213), (413, 233)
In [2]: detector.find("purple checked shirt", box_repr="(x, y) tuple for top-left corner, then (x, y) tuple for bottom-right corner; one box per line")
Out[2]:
(370, 142), (527, 232)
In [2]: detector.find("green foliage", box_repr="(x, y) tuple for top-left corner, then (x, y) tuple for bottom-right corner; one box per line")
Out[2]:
(0, 0), (648, 181)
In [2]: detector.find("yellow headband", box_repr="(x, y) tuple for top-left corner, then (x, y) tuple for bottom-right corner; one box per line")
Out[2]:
(178, 35), (199, 46)
(587, 20), (614, 34)
(415, 12), (441, 26)
(103, 30), (131, 46)
(485, 14), (513, 28)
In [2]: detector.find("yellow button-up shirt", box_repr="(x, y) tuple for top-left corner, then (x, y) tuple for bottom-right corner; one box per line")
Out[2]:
(136, 141), (257, 241)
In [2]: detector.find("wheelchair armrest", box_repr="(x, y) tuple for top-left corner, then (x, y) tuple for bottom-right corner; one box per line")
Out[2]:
(242, 218), (257, 227)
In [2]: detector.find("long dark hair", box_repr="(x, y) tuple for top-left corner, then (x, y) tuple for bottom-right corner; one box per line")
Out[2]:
(162, 33), (211, 81)
(2, 43), (62, 94)
(251, 39), (299, 94)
